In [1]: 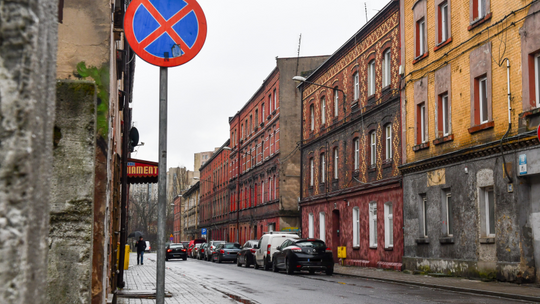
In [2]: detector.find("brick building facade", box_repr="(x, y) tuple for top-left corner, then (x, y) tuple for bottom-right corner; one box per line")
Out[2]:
(400, 0), (540, 282)
(200, 140), (231, 240)
(227, 56), (329, 245)
(299, 0), (403, 270)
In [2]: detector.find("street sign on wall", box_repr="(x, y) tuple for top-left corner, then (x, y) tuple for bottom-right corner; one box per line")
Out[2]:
(124, 0), (207, 67)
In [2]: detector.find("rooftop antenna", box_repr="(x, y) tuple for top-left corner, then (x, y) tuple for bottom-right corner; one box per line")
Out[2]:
(365, 2), (368, 23)
(295, 33), (302, 77)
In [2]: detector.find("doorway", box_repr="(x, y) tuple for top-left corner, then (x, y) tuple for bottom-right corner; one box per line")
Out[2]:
(332, 210), (340, 262)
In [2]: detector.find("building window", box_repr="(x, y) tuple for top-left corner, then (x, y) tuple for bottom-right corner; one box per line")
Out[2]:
(416, 18), (426, 57)
(439, 2), (449, 43)
(370, 131), (376, 167)
(262, 103), (265, 120)
(369, 202), (377, 248)
(472, 0), (486, 21)
(249, 115), (252, 133)
(354, 138), (360, 170)
(320, 153), (326, 183)
(273, 88), (277, 110)
(444, 192), (453, 236)
(320, 97), (326, 125)
(368, 60), (376, 96)
(241, 124), (244, 139)
(418, 103), (427, 144)
(269, 94), (272, 112)
(273, 176), (277, 200)
(319, 212), (326, 242)
(308, 213), (314, 238)
(438, 93), (450, 137)
(421, 196), (428, 237)
(333, 148), (339, 179)
(384, 202), (393, 248)
(353, 207), (360, 247)
(480, 186), (495, 237)
(261, 181), (265, 203)
(534, 53), (540, 108)
(310, 104), (315, 131)
(268, 177), (272, 201)
(385, 124), (392, 160)
(354, 72), (360, 101)
(475, 76), (489, 124)
(255, 109), (258, 126)
(334, 88), (339, 117)
(382, 49), (391, 88)
(309, 158), (314, 187)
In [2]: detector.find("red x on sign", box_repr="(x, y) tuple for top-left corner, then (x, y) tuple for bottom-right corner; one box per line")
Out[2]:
(124, 0), (207, 67)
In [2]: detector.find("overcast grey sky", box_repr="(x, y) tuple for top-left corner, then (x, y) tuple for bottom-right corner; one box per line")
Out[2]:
(130, 0), (390, 171)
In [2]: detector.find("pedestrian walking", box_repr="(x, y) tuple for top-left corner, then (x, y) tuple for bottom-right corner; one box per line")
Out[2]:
(135, 236), (146, 265)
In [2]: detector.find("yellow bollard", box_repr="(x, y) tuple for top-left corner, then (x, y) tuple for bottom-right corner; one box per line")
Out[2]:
(124, 245), (130, 270)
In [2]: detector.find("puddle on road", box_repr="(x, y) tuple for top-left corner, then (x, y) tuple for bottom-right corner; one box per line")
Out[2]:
(210, 287), (258, 304)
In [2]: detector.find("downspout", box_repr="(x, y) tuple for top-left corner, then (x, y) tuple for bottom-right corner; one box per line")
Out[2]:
(298, 83), (304, 238)
(500, 58), (513, 183)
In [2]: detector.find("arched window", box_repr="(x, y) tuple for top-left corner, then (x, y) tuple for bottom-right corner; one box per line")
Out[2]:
(310, 104), (315, 131)
(320, 96), (326, 125)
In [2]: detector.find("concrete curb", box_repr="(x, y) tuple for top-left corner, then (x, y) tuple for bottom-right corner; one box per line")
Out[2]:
(334, 270), (540, 303)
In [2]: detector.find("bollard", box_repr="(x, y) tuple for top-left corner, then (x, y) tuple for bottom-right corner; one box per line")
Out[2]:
(124, 245), (130, 270)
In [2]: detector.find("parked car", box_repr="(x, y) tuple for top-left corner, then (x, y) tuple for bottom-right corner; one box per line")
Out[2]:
(236, 240), (258, 268)
(254, 232), (300, 270)
(165, 243), (187, 261)
(187, 239), (206, 257)
(197, 243), (208, 260)
(191, 243), (203, 259)
(145, 241), (151, 253)
(212, 243), (241, 263)
(271, 238), (333, 275)
(204, 240), (225, 261)
(181, 241), (190, 249)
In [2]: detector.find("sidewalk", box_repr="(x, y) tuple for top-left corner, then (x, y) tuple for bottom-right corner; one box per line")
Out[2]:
(334, 264), (540, 302)
(117, 252), (233, 304)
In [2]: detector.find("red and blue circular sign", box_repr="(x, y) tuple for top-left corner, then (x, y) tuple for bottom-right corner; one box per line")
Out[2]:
(124, 0), (207, 67)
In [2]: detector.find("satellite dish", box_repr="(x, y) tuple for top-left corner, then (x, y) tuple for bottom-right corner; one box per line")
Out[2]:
(129, 127), (139, 152)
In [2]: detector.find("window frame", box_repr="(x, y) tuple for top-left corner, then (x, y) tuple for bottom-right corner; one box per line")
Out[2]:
(321, 97), (326, 125)
(445, 193), (453, 236)
(310, 104), (315, 131)
(368, 60), (376, 96)
(333, 148), (339, 179)
(384, 202), (393, 248)
(385, 124), (392, 160)
(535, 53), (540, 108)
(354, 138), (360, 170)
(309, 158), (314, 187)
(482, 186), (495, 237)
(352, 207), (360, 247)
(420, 103), (427, 143)
(439, 2), (449, 43)
(441, 93), (450, 136)
(320, 153), (326, 183)
(369, 202), (378, 248)
(370, 131), (376, 166)
(353, 72), (360, 101)
(273, 88), (277, 111)
(417, 18), (426, 57)
(334, 88), (339, 117)
(319, 212), (326, 242)
(382, 49), (391, 88)
(308, 213), (314, 238)
(478, 76), (489, 124)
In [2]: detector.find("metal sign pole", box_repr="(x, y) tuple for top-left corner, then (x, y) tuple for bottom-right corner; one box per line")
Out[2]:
(156, 66), (168, 304)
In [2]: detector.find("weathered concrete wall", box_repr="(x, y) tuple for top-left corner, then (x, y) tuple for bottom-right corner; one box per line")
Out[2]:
(0, 1), (58, 303)
(47, 81), (97, 304)
(403, 151), (536, 282)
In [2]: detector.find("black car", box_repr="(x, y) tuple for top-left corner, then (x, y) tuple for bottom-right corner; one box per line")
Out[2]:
(271, 238), (333, 275)
(212, 242), (241, 263)
(236, 240), (258, 268)
(165, 243), (187, 261)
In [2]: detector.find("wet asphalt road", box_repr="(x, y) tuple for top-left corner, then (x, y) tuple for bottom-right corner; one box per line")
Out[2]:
(163, 255), (520, 304)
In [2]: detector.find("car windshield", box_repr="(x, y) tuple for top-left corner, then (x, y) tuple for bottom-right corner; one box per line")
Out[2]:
(170, 244), (183, 249)
(223, 243), (241, 249)
(296, 241), (326, 248)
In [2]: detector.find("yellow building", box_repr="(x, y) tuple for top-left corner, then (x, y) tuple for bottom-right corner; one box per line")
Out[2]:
(400, 0), (540, 283)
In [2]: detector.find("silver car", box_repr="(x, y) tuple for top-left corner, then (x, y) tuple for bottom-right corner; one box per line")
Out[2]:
(204, 240), (225, 261)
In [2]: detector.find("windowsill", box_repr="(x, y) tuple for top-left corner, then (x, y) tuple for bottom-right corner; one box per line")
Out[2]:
(413, 141), (430, 152)
(352, 170), (360, 177)
(332, 178), (339, 183)
(468, 13), (492, 31)
(267, 115), (272, 120)
(384, 246), (393, 251)
(434, 37), (453, 52)
(381, 85), (392, 93)
(433, 134), (454, 145)
(351, 101), (359, 112)
(369, 246), (377, 250)
(468, 121), (494, 134)
(272, 110), (277, 115)
(415, 237), (429, 244)
(308, 186), (314, 190)
(367, 94), (376, 104)
(260, 122), (264, 127)
(480, 237), (495, 244)
(352, 246), (360, 250)
(439, 236), (454, 244)
(382, 159), (393, 168)
(413, 52), (429, 64)
(368, 166), (376, 173)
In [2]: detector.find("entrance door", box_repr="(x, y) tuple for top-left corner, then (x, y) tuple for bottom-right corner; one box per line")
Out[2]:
(332, 210), (340, 262)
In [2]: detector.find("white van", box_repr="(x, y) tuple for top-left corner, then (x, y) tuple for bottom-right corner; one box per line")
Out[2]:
(254, 232), (299, 270)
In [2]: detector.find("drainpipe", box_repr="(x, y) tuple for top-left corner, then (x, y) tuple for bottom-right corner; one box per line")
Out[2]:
(500, 58), (513, 183)
(298, 83), (304, 238)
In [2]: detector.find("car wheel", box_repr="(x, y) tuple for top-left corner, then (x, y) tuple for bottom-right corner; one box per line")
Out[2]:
(325, 267), (334, 276)
(286, 258), (294, 275)
(254, 260), (259, 269)
(237, 258), (242, 267)
(272, 259), (279, 272)
(182, 257), (187, 261)
(309, 269), (315, 275)
(165, 257), (169, 262)
(244, 257), (250, 268)
(263, 257), (270, 271)
(218, 255), (222, 263)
